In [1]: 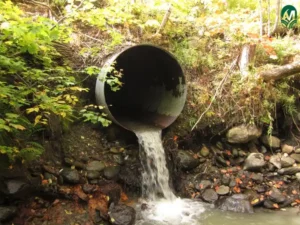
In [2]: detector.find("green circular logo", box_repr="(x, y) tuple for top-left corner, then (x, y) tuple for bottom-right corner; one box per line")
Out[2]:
(281, 5), (298, 29)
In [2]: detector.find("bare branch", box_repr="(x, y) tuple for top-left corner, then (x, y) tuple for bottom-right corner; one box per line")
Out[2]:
(259, 61), (300, 81)
(156, 4), (172, 35)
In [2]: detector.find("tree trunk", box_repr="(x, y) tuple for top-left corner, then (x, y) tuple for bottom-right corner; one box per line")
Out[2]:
(259, 61), (300, 81)
(238, 44), (256, 78)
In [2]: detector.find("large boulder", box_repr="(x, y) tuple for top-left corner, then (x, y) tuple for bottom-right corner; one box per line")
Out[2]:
(176, 150), (200, 171)
(261, 135), (280, 149)
(109, 204), (136, 225)
(244, 153), (266, 171)
(226, 125), (262, 144)
(215, 194), (253, 213)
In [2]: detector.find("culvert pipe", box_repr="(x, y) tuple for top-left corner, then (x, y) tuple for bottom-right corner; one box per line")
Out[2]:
(95, 44), (187, 130)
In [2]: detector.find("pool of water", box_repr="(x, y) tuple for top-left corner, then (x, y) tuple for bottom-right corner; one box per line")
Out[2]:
(135, 199), (300, 225)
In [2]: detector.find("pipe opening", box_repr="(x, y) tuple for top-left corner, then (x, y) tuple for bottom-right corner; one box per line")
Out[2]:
(96, 45), (186, 130)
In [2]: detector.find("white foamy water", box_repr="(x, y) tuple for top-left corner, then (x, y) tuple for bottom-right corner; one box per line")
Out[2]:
(133, 126), (206, 225)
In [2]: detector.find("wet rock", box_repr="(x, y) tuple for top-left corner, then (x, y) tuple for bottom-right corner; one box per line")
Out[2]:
(177, 150), (200, 171)
(216, 156), (227, 167)
(255, 185), (267, 193)
(82, 184), (96, 194)
(195, 180), (212, 191)
(264, 199), (278, 209)
(221, 175), (230, 185)
(296, 173), (300, 181)
(281, 144), (294, 154)
(202, 189), (218, 203)
(87, 171), (101, 180)
(5, 180), (28, 195)
(112, 154), (125, 165)
(281, 156), (295, 168)
(261, 135), (280, 149)
(278, 167), (300, 175)
(232, 148), (239, 157)
(269, 188), (286, 203)
(215, 194), (253, 213)
(270, 154), (281, 169)
(119, 166), (141, 188)
(244, 153), (265, 171)
(226, 124), (262, 144)
(109, 204), (136, 225)
(291, 154), (300, 163)
(216, 185), (229, 195)
(200, 146), (210, 157)
(60, 168), (80, 184)
(229, 179), (236, 187)
(0, 206), (17, 222)
(251, 173), (263, 182)
(104, 166), (120, 180)
(86, 161), (106, 172)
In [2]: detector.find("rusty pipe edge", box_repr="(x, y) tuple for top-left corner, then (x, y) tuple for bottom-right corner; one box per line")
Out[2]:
(95, 44), (187, 131)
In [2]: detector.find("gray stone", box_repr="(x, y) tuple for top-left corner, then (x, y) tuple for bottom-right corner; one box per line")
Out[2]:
(264, 199), (278, 209)
(291, 154), (300, 163)
(109, 204), (136, 225)
(281, 144), (294, 154)
(244, 153), (266, 171)
(202, 189), (218, 203)
(216, 185), (230, 195)
(261, 135), (281, 149)
(251, 173), (263, 182)
(177, 150), (200, 171)
(0, 206), (17, 222)
(281, 156), (295, 168)
(270, 154), (281, 169)
(195, 180), (212, 191)
(278, 167), (300, 175)
(295, 148), (300, 153)
(5, 180), (27, 195)
(86, 161), (106, 172)
(269, 188), (286, 203)
(215, 194), (253, 213)
(87, 171), (100, 179)
(200, 146), (210, 157)
(104, 166), (120, 180)
(60, 168), (80, 184)
(227, 125), (262, 144)
(261, 146), (268, 154)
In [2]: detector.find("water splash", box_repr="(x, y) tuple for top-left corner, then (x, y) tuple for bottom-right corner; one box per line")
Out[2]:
(133, 125), (206, 225)
(134, 127), (175, 201)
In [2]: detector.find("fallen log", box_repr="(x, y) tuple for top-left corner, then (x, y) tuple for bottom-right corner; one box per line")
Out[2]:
(259, 61), (300, 81)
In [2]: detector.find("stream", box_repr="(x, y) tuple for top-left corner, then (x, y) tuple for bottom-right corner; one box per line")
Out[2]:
(133, 126), (300, 225)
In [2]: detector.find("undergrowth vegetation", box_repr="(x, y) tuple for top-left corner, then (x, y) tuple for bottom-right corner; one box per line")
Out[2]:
(0, 0), (300, 162)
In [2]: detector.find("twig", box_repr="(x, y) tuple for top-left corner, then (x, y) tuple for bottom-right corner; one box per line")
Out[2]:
(270, 0), (281, 36)
(156, 3), (172, 35)
(191, 57), (238, 131)
(26, 0), (57, 17)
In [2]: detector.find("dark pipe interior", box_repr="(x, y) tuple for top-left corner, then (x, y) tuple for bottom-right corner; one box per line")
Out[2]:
(105, 45), (185, 129)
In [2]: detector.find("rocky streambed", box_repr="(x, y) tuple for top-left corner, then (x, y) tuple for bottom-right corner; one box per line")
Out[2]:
(0, 123), (300, 224)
